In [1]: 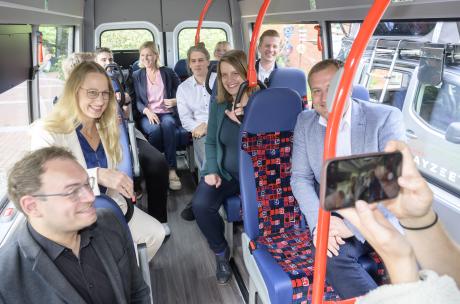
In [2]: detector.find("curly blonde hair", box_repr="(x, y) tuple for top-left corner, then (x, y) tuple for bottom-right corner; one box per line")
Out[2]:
(43, 61), (121, 164)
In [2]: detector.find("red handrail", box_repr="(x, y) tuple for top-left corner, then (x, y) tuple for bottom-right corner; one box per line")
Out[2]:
(195, 0), (213, 46)
(247, 0), (271, 87)
(311, 1), (391, 303)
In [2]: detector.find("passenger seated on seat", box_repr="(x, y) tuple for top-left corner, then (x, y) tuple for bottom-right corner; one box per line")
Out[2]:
(213, 41), (232, 60)
(192, 50), (254, 284)
(290, 59), (406, 298)
(132, 41), (182, 191)
(95, 47), (171, 236)
(1, 147), (150, 304)
(177, 43), (217, 221)
(256, 29), (281, 85)
(339, 141), (460, 304)
(30, 62), (165, 261)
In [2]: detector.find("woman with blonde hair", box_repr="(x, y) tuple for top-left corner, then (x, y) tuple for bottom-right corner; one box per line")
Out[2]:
(192, 50), (253, 284)
(213, 41), (232, 60)
(30, 61), (165, 260)
(132, 41), (182, 190)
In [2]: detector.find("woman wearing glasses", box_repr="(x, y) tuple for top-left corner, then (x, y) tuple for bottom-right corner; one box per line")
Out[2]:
(30, 61), (165, 260)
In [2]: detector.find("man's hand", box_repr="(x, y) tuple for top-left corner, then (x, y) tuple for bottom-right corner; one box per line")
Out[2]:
(204, 174), (222, 188)
(192, 123), (207, 138)
(313, 216), (353, 257)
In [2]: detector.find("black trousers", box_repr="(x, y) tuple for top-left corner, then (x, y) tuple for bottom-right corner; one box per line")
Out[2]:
(192, 177), (239, 253)
(137, 138), (169, 223)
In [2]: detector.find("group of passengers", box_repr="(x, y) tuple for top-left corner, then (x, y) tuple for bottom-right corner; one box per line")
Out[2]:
(1, 26), (460, 304)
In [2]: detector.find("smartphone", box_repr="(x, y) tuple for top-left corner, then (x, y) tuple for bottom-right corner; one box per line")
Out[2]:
(320, 151), (403, 211)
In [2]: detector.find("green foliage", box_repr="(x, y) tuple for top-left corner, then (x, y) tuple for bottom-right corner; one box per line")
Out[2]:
(178, 28), (227, 60)
(101, 30), (154, 50)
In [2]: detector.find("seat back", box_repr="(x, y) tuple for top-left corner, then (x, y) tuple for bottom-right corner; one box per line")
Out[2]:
(239, 88), (303, 240)
(268, 68), (307, 108)
(352, 84), (370, 101)
(174, 59), (191, 82)
(117, 119), (133, 179)
(94, 194), (129, 230)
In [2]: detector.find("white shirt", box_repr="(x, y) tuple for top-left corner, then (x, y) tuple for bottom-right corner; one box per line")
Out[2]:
(176, 73), (217, 132)
(258, 62), (275, 83)
(318, 101), (352, 157)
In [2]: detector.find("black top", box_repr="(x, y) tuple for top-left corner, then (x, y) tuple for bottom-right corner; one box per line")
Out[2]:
(28, 223), (116, 304)
(219, 115), (241, 181)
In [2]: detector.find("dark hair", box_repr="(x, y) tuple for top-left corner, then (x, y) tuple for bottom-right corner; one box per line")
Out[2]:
(308, 59), (343, 85)
(7, 147), (77, 212)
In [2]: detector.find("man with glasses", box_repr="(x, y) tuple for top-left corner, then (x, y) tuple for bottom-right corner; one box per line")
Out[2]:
(0, 147), (151, 303)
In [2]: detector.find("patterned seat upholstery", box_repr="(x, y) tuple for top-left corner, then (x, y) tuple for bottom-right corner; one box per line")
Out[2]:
(242, 131), (339, 303)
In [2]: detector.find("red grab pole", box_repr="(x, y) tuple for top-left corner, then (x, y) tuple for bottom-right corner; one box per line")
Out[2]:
(247, 0), (271, 87)
(311, 1), (391, 303)
(195, 0), (213, 46)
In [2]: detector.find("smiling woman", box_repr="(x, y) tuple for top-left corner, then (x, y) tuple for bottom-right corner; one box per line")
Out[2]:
(29, 61), (166, 261)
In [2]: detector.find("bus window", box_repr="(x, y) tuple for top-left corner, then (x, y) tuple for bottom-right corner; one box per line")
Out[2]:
(100, 29), (154, 50)
(415, 82), (460, 133)
(366, 67), (411, 109)
(329, 23), (357, 59)
(38, 25), (74, 117)
(0, 81), (30, 199)
(177, 28), (227, 60)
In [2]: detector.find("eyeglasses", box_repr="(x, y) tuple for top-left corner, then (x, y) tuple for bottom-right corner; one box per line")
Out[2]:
(32, 177), (95, 203)
(79, 87), (112, 101)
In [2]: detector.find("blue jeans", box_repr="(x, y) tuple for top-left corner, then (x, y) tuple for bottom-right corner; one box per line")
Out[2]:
(139, 113), (177, 168)
(324, 237), (378, 298)
(192, 177), (239, 253)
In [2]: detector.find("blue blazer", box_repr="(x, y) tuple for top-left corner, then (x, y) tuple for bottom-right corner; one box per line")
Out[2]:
(132, 66), (181, 115)
(290, 99), (406, 233)
(0, 209), (150, 304)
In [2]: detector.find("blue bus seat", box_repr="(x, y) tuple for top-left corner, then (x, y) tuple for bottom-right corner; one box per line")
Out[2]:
(352, 84), (371, 101)
(268, 67), (308, 109)
(174, 59), (191, 82)
(239, 87), (341, 303)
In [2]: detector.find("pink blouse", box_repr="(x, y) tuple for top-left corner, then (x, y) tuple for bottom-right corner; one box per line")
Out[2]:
(146, 69), (170, 114)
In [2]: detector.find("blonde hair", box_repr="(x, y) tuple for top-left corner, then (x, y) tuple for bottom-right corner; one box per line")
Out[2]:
(214, 41), (231, 55)
(138, 41), (160, 69)
(61, 52), (95, 79)
(216, 50), (249, 103)
(43, 61), (122, 165)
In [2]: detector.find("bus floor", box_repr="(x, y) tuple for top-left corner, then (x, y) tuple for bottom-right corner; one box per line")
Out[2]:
(139, 157), (248, 304)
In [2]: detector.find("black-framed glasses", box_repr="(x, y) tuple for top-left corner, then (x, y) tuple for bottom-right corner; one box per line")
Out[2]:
(32, 177), (95, 203)
(79, 87), (112, 101)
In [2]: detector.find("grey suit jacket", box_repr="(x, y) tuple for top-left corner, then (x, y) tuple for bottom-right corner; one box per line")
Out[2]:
(291, 99), (406, 235)
(0, 210), (150, 304)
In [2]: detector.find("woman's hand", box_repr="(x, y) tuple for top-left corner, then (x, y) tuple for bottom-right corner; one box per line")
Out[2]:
(204, 174), (222, 188)
(225, 102), (244, 124)
(164, 98), (177, 108)
(383, 141), (435, 227)
(97, 168), (134, 199)
(143, 108), (160, 124)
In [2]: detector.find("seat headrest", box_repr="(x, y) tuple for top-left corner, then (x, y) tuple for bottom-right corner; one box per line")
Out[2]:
(174, 59), (190, 79)
(131, 60), (140, 72)
(268, 68), (307, 98)
(352, 84), (370, 101)
(241, 88), (303, 134)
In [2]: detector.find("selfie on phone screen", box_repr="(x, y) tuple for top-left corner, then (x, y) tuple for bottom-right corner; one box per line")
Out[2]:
(323, 152), (402, 211)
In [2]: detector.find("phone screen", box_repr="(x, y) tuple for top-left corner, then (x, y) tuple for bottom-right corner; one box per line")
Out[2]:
(322, 151), (403, 211)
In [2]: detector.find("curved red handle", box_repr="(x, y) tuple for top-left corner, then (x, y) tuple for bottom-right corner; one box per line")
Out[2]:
(247, 0), (271, 87)
(314, 25), (323, 52)
(311, 1), (391, 303)
(195, 0), (213, 46)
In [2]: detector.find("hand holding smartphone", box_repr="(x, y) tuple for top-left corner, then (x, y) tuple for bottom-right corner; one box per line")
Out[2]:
(320, 151), (403, 211)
